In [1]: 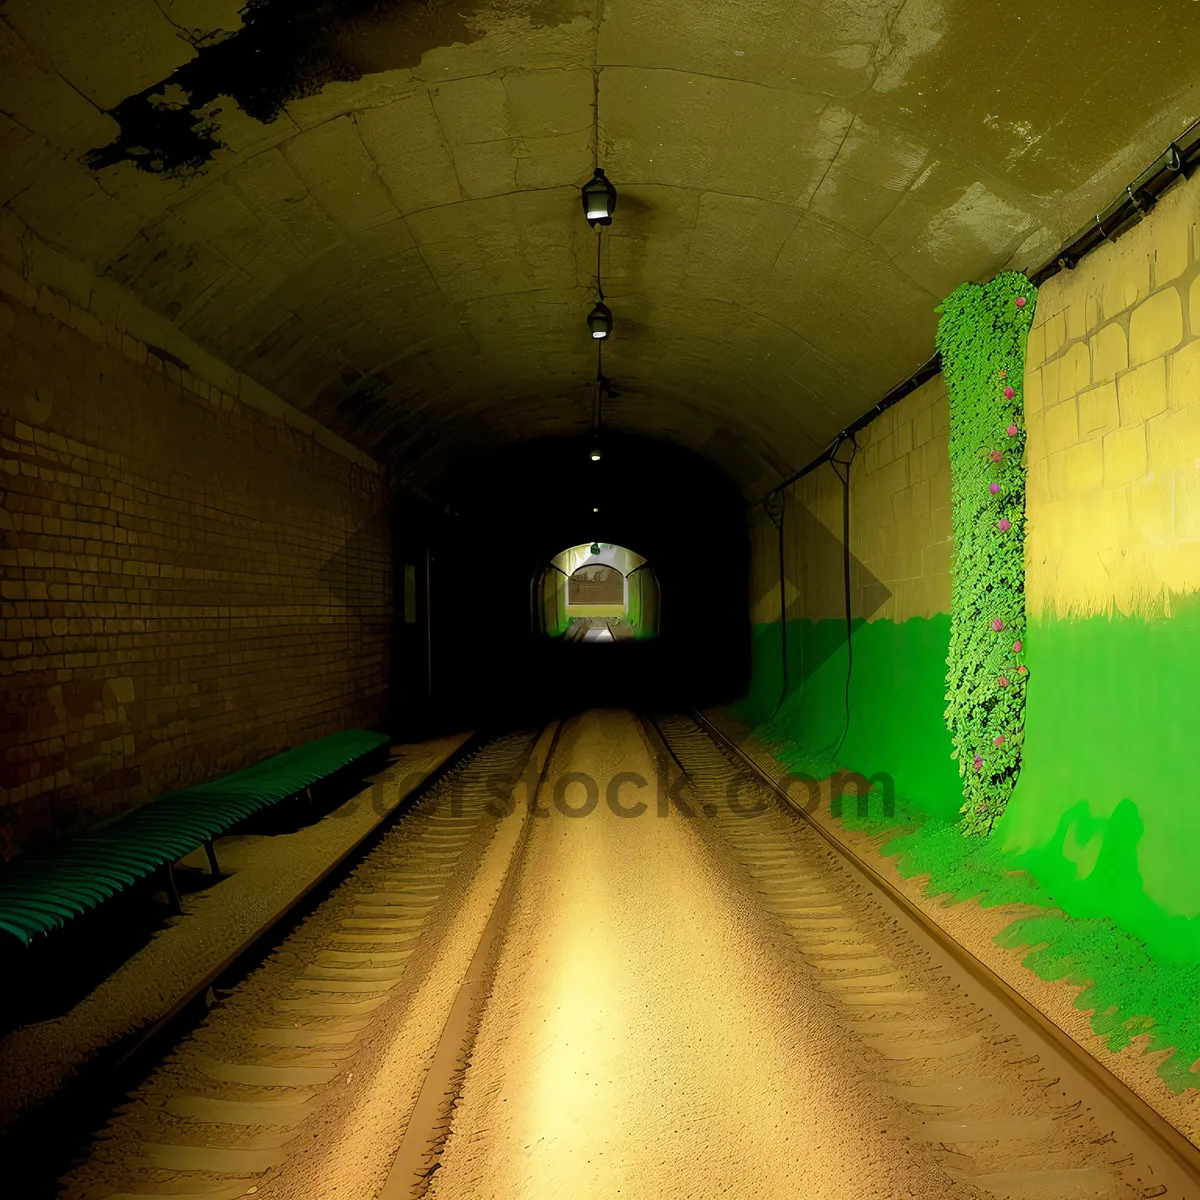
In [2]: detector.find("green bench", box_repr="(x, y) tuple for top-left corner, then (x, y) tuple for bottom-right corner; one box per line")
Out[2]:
(0, 728), (389, 946)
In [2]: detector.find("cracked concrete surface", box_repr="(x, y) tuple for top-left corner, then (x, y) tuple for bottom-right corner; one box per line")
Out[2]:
(1, 0), (1198, 494)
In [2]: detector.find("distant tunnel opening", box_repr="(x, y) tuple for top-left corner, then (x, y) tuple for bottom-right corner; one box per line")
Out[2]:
(421, 432), (747, 726)
(534, 542), (661, 642)
(568, 563), (623, 607)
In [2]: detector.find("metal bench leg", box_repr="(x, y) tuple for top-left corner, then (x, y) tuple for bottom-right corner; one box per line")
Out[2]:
(163, 863), (183, 915)
(204, 839), (221, 877)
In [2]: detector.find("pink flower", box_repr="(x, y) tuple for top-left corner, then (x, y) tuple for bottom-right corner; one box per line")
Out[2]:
(998, 676), (1010, 688)
(991, 618), (1004, 631)
(1015, 296), (1027, 308)
(990, 450), (1003, 462)
(998, 518), (1011, 531)
(973, 756), (983, 772)
(990, 482), (1001, 494)
(1013, 640), (1022, 653)
(1004, 386), (1015, 400)
(994, 735), (1006, 746)
(1017, 665), (1028, 675)
(1007, 424), (1019, 437)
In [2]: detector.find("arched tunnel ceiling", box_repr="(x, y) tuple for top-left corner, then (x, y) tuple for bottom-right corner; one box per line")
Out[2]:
(2, 1), (1198, 496)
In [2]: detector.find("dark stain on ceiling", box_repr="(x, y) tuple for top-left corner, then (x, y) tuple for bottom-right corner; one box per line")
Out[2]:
(84, 0), (584, 175)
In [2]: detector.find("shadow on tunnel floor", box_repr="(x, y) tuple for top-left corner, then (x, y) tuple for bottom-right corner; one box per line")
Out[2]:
(413, 635), (746, 736)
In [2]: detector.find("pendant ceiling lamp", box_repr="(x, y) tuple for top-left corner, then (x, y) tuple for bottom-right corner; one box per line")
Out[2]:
(582, 163), (616, 488)
(587, 301), (613, 340)
(581, 167), (617, 227)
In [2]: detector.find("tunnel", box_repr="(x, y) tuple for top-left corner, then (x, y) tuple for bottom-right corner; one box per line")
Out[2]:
(534, 542), (661, 642)
(2, 2), (1200, 1197)
(423, 431), (747, 727)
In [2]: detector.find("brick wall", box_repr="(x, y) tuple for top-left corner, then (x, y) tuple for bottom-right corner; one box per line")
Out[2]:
(997, 172), (1200, 952)
(0, 278), (392, 859)
(1024, 172), (1200, 619)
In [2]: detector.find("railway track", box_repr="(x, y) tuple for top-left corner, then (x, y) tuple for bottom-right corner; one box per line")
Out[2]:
(53, 725), (555, 1200)
(35, 709), (1200, 1199)
(649, 711), (1200, 1200)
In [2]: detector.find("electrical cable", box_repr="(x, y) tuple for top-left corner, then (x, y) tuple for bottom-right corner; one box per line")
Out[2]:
(778, 500), (787, 711)
(766, 429), (852, 725)
(826, 433), (856, 758)
(762, 492), (788, 720)
(593, 229), (605, 434)
(593, 340), (603, 431)
(753, 116), (1200, 515)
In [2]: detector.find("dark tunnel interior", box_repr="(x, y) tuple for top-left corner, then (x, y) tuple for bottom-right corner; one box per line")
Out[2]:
(392, 432), (751, 734)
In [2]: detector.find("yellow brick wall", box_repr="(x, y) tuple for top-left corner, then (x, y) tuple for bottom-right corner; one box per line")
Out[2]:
(0, 279), (392, 858)
(749, 375), (952, 624)
(1025, 172), (1200, 619)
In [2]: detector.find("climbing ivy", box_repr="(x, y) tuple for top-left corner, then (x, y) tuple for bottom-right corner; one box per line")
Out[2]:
(936, 271), (1037, 835)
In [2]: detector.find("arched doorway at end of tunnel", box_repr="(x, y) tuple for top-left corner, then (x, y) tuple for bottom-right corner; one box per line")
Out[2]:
(533, 542), (661, 644)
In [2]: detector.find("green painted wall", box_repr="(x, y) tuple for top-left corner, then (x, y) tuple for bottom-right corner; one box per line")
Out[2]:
(734, 615), (962, 820)
(543, 571), (569, 636)
(626, 569), (642, 630)
(627, 568), (660, 640)
(996, 596), (1200, 964)
(738, 602), (1200, 960)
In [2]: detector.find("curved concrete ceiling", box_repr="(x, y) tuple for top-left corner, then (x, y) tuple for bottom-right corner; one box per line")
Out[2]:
(3, 0), (1198, 495)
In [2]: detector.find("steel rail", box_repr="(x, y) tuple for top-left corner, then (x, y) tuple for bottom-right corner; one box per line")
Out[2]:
(381, 718), (566, 1198)
(685, 706), (1200, 1192)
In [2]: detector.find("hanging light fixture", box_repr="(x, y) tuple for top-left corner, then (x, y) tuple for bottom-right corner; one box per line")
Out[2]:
(580, 168), (615, 454)
(581, 167), (617, 226)
(587, 301), (612, 340)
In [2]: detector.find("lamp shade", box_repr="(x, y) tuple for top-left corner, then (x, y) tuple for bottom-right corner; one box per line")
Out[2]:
(581, 168), (617, 226)
(587, 301), (613, 340)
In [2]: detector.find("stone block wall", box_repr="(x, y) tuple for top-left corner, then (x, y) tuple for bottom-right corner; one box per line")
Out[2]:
(0, 273), (392, 859)
(747, 375), (952, 629)
(999, 171), (1200, 960)
(1024, 178), (1200, 618)
(740, 376), (962, 817)
(839, 374), (953, 621)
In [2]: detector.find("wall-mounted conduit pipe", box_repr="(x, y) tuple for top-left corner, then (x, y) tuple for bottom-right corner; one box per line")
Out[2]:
(754, 116), (1200, 509)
